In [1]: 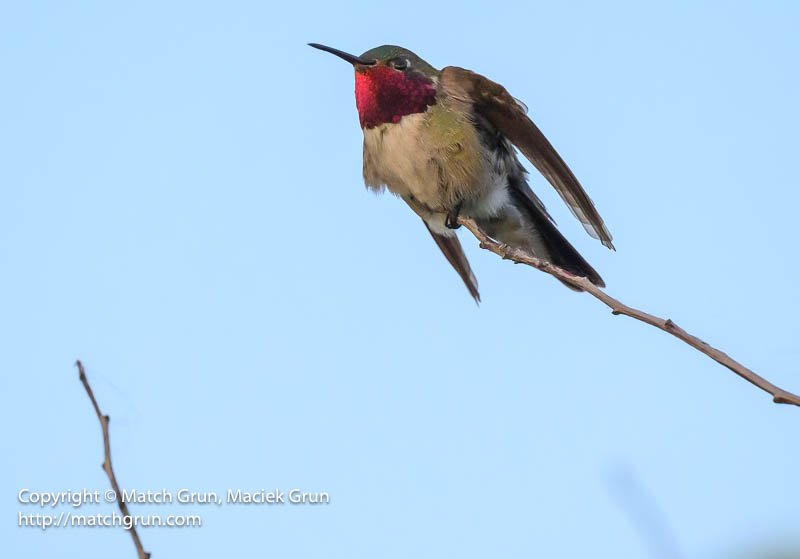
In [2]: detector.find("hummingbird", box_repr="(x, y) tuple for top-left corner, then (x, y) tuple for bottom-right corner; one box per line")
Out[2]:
(309, 43), (614, 302)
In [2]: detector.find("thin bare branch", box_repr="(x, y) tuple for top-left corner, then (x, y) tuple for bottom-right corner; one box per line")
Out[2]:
(458, 217), (800, 407)
(76, 360), (151, 559)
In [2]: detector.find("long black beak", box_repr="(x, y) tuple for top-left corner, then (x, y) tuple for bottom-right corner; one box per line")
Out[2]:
(308, 43), (376, 66)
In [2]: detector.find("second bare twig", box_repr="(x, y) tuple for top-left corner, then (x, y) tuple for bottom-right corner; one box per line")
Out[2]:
(76, 360), (151, 559)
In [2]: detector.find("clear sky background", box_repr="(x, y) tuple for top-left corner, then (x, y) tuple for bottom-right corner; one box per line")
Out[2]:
(2, 1), (799, 557)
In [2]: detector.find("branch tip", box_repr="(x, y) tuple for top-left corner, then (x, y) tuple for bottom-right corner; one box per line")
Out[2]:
(455, 216), (800, 408)
(77, 361), (150, 558)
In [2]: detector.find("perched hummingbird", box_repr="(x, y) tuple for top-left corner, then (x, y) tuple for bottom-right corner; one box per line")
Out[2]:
(309, 43), (614, 302)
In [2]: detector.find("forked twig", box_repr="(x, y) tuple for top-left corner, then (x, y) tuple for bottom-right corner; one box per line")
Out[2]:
(459, 217), (800, 407)
(76, 360), (151, 559)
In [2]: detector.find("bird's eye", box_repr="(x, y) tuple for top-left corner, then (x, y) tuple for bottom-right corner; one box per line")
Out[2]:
(390, 58), (408, 70)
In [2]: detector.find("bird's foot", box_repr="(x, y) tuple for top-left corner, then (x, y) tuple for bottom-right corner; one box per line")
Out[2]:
(445, 201), (463, 230)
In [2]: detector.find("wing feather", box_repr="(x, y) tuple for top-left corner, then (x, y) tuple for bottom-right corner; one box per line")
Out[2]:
(441, 66), (615, 250)
(423, 221), (480, 303)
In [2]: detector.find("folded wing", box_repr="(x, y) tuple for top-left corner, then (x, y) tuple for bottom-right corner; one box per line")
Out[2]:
(423, 221), (480, 303)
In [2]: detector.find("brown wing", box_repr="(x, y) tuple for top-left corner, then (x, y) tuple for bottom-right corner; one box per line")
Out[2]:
(423, 221), (480, 303)
(441, 66), (615, 250)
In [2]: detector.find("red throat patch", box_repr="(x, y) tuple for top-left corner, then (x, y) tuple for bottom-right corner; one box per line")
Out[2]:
(354, 66), (436, 129)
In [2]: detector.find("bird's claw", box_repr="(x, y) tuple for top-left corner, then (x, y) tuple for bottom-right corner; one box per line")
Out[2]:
(445, 202), (463, 230)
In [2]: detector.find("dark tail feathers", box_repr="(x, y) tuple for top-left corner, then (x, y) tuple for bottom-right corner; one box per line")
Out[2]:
(507, 184), (605, 290)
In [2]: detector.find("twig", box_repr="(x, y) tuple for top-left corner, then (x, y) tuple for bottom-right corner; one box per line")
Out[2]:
(458, 217), (800, 407)
(607, 467), (685, 559)
(76, 360), (151, 559)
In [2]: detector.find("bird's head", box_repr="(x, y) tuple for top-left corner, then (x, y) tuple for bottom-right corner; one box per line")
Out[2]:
(309, 43), (439, 129)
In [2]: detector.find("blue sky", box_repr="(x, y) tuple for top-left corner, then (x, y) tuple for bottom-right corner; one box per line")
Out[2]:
(2, 1), (799, 557)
